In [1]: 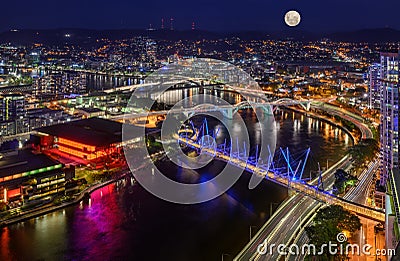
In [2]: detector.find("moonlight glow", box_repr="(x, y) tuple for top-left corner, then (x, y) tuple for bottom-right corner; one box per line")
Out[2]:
(284, 10), (301, 27)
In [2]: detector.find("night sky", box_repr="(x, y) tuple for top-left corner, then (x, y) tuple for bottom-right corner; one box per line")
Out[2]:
(1, 0), (399, 32)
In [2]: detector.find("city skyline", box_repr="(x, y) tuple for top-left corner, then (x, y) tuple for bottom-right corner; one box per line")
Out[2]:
(1, 0), (400, 32)
(0, 3), (398, 258)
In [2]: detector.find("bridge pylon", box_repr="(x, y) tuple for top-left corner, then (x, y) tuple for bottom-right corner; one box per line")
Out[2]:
(222, 108), (234, 119)
(305, 101), (311, 111)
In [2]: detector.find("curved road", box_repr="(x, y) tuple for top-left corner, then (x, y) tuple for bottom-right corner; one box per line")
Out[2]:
(235, 102), (376, 261)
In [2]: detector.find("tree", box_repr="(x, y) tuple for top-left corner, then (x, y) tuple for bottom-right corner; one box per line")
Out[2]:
(306, 221), (340, 250)
(313, 205), (361, 233)
(0, 201), (7, 212)
(333, 169), (358, 195)
(305, 205), (362, 260)
(349, 138), (379, 167)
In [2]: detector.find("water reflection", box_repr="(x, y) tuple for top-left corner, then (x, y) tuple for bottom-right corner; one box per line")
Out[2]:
(0, 66), (140, 92)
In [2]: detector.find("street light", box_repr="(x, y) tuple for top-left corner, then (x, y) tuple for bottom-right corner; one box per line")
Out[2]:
(269, 202), (279, 217)
(221, 253), (230, 261)
(326, 158), (333, 170)
(250, 225), (257, 241)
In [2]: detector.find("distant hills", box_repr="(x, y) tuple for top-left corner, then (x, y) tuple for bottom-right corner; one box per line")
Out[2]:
(327, 28), (400, 43)
(0, 28), (400, 45)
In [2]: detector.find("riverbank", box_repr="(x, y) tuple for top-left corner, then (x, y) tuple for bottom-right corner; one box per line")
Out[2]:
(0, 151), (166, 228)
(0, 173), (128, 227)
(283, 105), (357, 145)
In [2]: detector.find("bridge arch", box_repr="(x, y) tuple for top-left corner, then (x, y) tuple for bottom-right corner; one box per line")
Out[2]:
(273, 98), (311, 111)
(186, 103), (234, 119)
(234, 101), (274, 116)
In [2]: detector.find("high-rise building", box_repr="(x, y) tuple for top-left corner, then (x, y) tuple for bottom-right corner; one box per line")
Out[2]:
(380, 52), (399, 186)
(0, 93), (27, 136)
(0, 93), (26, 122)
(368, 63), (381, 109)
(33, 72), (86, 99)
(33, 73), (62, 98)
(381, 52), (400, 256)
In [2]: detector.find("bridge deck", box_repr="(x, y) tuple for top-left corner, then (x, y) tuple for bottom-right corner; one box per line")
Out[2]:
(177, 136), (385, 222)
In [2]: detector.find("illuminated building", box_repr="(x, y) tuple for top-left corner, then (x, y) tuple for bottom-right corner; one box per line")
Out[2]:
(27, 108), (74, 130)
(76, 108), (105, 119)
(368, 63), (381, 109)
(33, 72), (87, 100)
(28, 50), (41, 65)
(0, 150), (74, 204)
(0, 93), (27, 135)
(0, 107), (75, 137)
(33, 117), (135, 163)
(380, 52), (399, 186)
(0, 93), (25, 122)
(380, 52), (400, 257)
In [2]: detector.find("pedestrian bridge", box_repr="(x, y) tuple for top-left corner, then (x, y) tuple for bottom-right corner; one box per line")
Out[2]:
(176, 135), (385, 222)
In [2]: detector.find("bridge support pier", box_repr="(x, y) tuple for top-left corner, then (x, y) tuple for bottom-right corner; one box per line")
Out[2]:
(261, 105), (274, 116)
(222, 108), (234, 119)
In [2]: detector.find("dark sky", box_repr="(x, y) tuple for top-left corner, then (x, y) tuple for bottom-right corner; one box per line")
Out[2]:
(1, 0), (399, 32)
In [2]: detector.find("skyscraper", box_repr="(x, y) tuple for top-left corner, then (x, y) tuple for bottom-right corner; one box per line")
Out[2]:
(368, 63), (381, 109)
(381, 52), (400, 256)
(0, 93), (25, 122)
(380, 52), (399, 186)
(0, 93), (27, 136)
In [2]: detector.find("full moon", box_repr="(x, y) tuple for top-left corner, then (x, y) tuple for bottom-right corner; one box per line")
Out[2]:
(284, 10), (301, 27)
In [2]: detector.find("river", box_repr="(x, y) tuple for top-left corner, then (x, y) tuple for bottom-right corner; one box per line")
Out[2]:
(0, 109), (351, 261)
